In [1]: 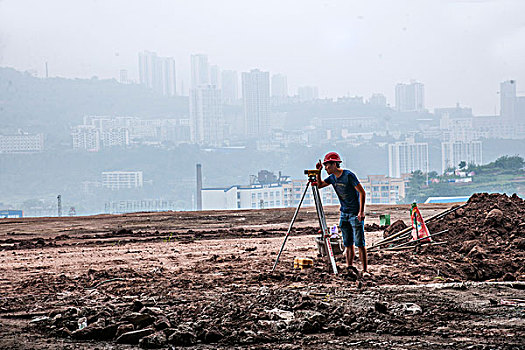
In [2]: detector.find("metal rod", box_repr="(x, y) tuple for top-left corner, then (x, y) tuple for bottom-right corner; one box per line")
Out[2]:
(387, 241), (448, 251)
(384, 229), (449, 250)
(311, 183), (338, 274)
(370, 203), (467, 250)
(272, 181), (310, 271)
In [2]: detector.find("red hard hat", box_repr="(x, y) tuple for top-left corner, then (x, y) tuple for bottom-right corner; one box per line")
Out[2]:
(323, 152), (341, 163)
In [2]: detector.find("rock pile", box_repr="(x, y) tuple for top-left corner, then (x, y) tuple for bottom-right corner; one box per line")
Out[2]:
(28, 287), (429, 348)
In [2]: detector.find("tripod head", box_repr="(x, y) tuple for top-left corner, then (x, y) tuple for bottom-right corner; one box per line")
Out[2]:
(304, 169), (320, 184)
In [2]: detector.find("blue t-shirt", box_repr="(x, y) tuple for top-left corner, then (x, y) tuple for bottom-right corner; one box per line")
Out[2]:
(324, 169), (361, 214)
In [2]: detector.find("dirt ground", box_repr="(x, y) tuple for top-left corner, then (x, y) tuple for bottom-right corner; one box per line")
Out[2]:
(0, 196), (524, 349)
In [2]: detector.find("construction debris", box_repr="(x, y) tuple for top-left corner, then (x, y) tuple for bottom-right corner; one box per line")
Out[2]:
(0, 192), (524, 349)
(370, 193), (525, 283)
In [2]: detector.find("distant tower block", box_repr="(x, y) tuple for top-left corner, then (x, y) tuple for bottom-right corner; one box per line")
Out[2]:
(196, 164), (202, 211)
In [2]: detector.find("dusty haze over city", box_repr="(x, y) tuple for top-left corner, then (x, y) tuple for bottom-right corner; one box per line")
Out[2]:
(1, 0), (524, 114)
(1, 3), (525, 349)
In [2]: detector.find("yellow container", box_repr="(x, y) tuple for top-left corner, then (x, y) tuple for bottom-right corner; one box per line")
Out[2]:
(293, 257), (314, 270)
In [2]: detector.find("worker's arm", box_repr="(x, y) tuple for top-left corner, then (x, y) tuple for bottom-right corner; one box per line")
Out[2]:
(315, 161), (330, 188)
(355, 183), (366, 221)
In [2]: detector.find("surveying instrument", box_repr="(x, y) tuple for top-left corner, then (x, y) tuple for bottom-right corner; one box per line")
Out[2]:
(272, 168), (338, 274)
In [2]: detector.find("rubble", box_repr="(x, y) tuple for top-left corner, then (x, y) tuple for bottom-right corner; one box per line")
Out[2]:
(0, 193), (524, 349)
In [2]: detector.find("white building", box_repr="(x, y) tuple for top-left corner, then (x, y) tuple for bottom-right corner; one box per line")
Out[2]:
(439, 115), (478, 142)
(388, 139), (429, 178)
(190, 85), (223, 146)
(368, 93), (387, 107)
(242, 69), (271, 138)
(102, 171), (143, 190)
(119, 69), (129, 84)
(74, 116), (191, 149)
(138, 51), (176, 96)
(100, 128), (130, 148)
(0, 133), (44, 153)
(81, 117), (130, 148)
(360, 175), (409, 204)
(395, 81), (424, 112)
(159, 119), (192, 144)
(271, 74), (288, 98)
(500, 80), (516, 121)
(202, 183), (284, 210)
(72, 125), (100, 151)
(202, 178), (339, 210)
(441, 140), (482, 173)
(221, 70), (238, 104)
(209, 65), (220, 87)
(159, 57), (177, 96)
(298, 86), (319, 101)
(190, 54), (209, 88)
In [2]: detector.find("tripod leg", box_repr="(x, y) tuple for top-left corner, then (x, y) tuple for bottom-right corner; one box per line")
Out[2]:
(271, 181), (310, 272)
(311, 185), (338, 274)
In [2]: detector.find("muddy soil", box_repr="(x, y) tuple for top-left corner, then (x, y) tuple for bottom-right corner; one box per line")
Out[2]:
(373, 193), (525, 284)
(0, 198), (523, 349)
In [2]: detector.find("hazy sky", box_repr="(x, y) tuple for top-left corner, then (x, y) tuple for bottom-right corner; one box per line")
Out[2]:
(1, 0), (524, 114)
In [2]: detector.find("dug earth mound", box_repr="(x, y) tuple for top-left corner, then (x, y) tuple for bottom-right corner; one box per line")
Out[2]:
(0, 193), (523, 349)
(372, 192), (525, 284)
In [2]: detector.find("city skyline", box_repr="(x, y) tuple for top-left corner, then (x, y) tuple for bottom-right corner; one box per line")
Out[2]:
(1, 1), (524, 115)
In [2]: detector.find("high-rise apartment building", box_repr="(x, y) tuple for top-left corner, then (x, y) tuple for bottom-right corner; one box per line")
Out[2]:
(189, 54), (223, 145)
(441, 140), (482, 173)
(72, 125), (100, 151)
(138, 51), (176, 96)
(298, 86), (319, 101)
(271, 74), (288, 98)
(190, 54), (209, 88)
(74, 116), (130, 150)
(221, 70), (238, 104)
(210, 65), (220, 87)
(0, 133), (44, 153)
(500, 80), (517, 121)
(190, 85), (224, 146)
(517, 96), (525, 122)
(139, 51), (155, 87)
(395, 81), (424, 112)
(100, 128), (130, 148)
(159, 57), (176, 96)
(388, 139), (429, 178)
(119, 69), (128, 84)
(242, 69), (271, 138)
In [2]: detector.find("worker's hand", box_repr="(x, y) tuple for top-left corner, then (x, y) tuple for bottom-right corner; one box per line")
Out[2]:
(357, 211), (365, 222)
(316, 160), (322, 170)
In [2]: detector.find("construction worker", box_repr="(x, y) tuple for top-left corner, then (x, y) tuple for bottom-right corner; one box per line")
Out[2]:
(316, 152), (369, 277)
